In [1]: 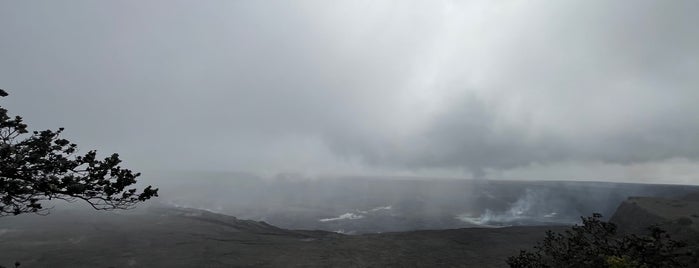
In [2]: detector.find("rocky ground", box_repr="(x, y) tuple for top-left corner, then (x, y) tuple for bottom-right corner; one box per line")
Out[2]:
(0, 205), (566, 267)
(2, 179), (698, 267)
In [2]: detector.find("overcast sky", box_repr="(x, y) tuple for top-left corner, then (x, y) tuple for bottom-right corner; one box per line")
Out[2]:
(1, 0), (699, 184)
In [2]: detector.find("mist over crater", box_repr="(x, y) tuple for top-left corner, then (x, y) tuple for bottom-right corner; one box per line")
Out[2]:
(154, 174), (699, 234)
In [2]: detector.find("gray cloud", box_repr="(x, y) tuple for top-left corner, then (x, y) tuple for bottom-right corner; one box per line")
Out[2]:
(1, 0), (698, 182)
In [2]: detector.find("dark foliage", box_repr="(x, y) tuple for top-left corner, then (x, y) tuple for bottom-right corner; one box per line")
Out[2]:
(0, 89), (158, 216)
(507, 213), (693, 267)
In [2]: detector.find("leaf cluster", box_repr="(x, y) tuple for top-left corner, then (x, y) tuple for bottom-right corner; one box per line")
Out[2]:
(507, 213), (693, 268)
(0, 89), (157, 216)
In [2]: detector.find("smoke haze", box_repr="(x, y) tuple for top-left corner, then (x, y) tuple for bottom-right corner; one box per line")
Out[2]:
(1, 0), (699, 183)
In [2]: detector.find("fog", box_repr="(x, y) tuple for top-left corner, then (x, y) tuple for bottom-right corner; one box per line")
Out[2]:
(1, 0), (699, 185)
(4, 4), (699, 267)
(140, 173), (696, 233)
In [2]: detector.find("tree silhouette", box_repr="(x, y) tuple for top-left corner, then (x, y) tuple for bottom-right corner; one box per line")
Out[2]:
(0, 89), (157, 216)
(507, 213), (693, 267)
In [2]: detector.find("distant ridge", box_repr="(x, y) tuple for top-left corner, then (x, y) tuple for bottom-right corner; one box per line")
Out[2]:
(611, 191), (699, 238)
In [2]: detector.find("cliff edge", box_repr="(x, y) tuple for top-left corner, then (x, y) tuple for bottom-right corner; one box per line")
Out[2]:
(610, 192), (699, 240)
